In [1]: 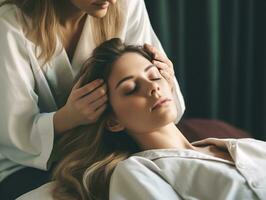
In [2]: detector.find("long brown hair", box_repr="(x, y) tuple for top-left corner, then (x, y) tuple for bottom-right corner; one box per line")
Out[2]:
(0, 0), (124, 65)
(52, 38), (154, 200)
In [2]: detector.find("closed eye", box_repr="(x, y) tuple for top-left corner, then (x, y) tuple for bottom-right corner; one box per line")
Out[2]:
(123, 66), (162, 96)
(124, 84), (139, 95)
(124, 78), (161, 96)
(150, 77), (161, 81)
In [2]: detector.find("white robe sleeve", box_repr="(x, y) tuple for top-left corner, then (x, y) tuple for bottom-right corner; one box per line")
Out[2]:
(0, 15), (54, 170)
(124, 0), (185, 122)
(109, 157), (182, 200)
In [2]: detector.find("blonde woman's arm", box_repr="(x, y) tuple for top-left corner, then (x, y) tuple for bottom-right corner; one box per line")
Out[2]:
(0, 8), (55, 174)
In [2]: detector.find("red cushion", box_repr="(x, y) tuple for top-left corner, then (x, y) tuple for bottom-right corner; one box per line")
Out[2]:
(177, 119), (251, 143)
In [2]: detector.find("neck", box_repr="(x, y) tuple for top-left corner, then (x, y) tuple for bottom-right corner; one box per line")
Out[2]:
(130, 123), (194, 151)
(56, 0), (86, 27)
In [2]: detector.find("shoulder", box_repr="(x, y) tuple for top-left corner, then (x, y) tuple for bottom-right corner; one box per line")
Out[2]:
(0, 2), (15, 17)
(16, 182), (55, 200)
(235, 138), (266, 152)
(0, 3), (27, 48)
(111, 156), (162, 186)
(113, 155), (160, 178)
(114, 156), (147, 174)
(192, 137), (266, 149)
(116, 156), (153, 168)
(122, 0), (147, 19)
(0, 5), (34, 79)
(0, 3), (21, 31)
(0, 4), (30, 60)
(122, 0), (145, 8)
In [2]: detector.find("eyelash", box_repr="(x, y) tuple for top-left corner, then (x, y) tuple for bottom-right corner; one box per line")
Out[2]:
(124, 77), (161, 96)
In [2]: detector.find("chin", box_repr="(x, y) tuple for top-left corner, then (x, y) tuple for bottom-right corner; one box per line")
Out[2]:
(153, 111), (177, 126)
(90, 10), (108, 18)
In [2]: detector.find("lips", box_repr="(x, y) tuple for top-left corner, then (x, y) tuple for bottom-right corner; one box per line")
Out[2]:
(93, 1), (109, 8)
(151, 98), (172, 111)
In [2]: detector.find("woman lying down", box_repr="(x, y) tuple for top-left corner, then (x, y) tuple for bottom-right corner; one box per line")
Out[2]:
(18, 38), (266, 200)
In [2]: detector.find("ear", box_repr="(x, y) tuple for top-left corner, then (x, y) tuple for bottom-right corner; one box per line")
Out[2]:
(105, 115), (125, 132)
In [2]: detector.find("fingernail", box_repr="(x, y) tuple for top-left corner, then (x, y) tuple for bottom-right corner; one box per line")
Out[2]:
(98, 79), (104, 84)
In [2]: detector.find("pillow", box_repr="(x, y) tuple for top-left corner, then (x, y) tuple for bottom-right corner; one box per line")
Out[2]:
(177, 119), (251, 143)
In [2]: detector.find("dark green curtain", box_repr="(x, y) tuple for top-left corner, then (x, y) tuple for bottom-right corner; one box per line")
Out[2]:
(144, 0), (266, 140)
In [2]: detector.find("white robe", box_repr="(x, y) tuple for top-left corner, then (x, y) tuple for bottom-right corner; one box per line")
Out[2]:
(109, 138), (266, 200)
(17, 138), (266, 200)
(0, 0), (185, 182)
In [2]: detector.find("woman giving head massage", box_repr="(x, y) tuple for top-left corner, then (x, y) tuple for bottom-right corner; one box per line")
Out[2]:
(18, 38), (266, 200)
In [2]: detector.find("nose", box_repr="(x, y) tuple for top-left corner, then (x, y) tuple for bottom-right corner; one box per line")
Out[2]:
(148, 81), (161, 97)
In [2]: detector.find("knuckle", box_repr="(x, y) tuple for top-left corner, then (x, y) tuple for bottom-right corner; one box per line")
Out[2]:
(98, 89), (106, 96)
(155, 61), (162, 68)
(156, 61), (162, 65)
(163, 63), (168, 68)
(168, 61), (173, 68)
(94, 80), (101, 87)
(71, 91), (79, 99)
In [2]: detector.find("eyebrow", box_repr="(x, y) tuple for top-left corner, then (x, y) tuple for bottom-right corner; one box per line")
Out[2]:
(115, 64), (156, 89)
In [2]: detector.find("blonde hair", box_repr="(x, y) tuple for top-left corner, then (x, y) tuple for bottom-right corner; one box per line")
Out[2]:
(0, 0), (124, 65)
(52, 38), (153, 200)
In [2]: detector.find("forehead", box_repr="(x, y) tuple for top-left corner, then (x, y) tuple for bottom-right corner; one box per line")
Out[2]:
(108, 52), (152, 90)
(111, 52), (151, 76)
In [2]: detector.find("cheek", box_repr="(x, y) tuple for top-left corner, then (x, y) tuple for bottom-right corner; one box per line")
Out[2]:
(114, 97), (146, 116)
(111, 96), (148, 123)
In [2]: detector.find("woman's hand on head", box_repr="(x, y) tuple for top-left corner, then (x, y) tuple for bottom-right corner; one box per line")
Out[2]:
(67, 77), (108, 125)
(54, 77), (108, 134)
(144, 43), (175, 91)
